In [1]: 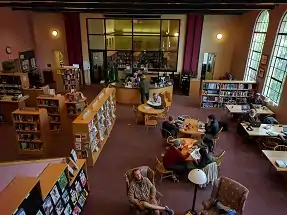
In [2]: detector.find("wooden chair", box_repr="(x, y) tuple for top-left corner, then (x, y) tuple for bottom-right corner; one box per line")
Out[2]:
(159, 93), (166, 108)
(274, 145), (287, 151)
(212, 127), (223, 150)
(132, 105), (143, 124)
(157, 107), (168, 120)
(180, 115), (192, 119)
(155, 157), (176, 183)
(145, 115), (158, 130)
(215, 151), (225, 168)
(165, 91), (172, 108)
(261, 136), (282, 150)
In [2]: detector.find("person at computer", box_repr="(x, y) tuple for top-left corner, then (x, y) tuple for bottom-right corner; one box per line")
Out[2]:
(139, 76), (150, 104)
(161, 116), (180, 138)
(202, 114), (219, 153)
(250, 93), (264, 105)
(162, 140), (190, 179)
(241, 109), (259, 123)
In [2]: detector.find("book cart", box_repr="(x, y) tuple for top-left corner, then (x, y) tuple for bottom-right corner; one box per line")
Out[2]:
(37, 95), (67, 131)
(72, 87), (116, 167)
(201, 80), (257, 108)
(0, 155), (89, 215)
(12, 108), (50, 156)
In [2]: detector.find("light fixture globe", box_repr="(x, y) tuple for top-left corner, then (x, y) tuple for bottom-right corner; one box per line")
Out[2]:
(52, 30), (58, 37)
(188, 169), (207, 185)
(216, 33), (223, 40)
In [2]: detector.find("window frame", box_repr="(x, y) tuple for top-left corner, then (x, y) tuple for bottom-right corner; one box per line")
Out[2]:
(244, 10), (269, 81)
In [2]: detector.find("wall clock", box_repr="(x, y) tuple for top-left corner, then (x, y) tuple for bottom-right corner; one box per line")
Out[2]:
(5, 46), (12, 54)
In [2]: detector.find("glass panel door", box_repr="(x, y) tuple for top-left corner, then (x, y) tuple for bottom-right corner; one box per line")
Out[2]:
(90, 51), (106, 83)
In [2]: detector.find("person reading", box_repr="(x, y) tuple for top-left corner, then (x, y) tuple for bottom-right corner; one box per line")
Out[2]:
(162, 140), (190, 178)
(186, 147), (215, 171)
(202, 114), (219, 152)
(250, 93), (264, 105)
(241, 109), (259, 123)
(150, 93), (162, 105)
(161, 116), (180, 138)
(128, 169), (174, 215)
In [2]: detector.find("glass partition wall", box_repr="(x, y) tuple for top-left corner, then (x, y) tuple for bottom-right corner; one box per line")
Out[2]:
(87, 18), (180, 82)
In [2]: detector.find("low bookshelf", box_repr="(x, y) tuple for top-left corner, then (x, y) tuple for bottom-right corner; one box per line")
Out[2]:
(201, 80), (257, 109)
(12, 108), (50, 156)
(72, 87), (116, 167)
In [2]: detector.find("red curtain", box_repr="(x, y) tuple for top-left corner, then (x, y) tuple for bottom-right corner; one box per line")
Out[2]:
(63, 12), (83, 71)
(183, 14), (204, 77)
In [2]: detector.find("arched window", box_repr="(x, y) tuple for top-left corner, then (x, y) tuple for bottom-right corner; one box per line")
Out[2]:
(263, 12), (287, 104)
(244, 10), (269, 81)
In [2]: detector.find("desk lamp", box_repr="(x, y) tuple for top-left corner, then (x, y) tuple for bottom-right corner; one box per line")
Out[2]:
(187, 169), (207, 215)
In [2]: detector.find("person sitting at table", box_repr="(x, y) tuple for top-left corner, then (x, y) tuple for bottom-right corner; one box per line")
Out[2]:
(239, 98), (248, 105)
(151, 93), (162, 105)
(162, 140), (190, 178)
(262, 115), (279, 124)
(277, 133), (287, 145)
(161, 116), (180, 138)
(241, 109), (259, 123)
(202, 114), (219, 152)
(250, 93), (264, 105)
(186, 147), (215, 171)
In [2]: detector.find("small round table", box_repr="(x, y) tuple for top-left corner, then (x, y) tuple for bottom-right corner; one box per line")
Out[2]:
(138, 104), (164, 125)
(179, 119), (205, 137)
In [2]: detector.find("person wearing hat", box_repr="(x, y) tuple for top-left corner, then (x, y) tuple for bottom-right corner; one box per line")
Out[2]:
(139, 75), (150, 104)
(251, 93), (264, 105)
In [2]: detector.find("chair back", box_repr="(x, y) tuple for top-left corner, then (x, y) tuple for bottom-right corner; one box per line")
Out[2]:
(274, 145), (287, 151)
(212, 176), (249, 214)
(215, 151), (225, 167)
(201, 162), (218, 186)
(124, 166), (155, 195)
(166, 136), (176, 145)
(159, 93), (166, 108)
(213, 127), (223, 140)
(155, 157), (168, 174)
(161, 128), (172, 139)
(165, 91), (172, 102)
(145, 115), (158, 126)
(263, 137), (282, 149)
(180, 115), (192, 119)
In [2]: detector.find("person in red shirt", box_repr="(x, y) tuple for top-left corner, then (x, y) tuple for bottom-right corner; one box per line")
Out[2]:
(162, 140), (190, 177)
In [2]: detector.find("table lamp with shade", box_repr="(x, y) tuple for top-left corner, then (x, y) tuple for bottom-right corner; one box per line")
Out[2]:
(187, 169), (207, 215)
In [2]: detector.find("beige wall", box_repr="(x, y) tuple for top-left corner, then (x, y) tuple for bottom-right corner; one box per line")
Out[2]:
(198, 15), (239, 79)
(230, 5), (287, 123)
(79, 14), (186, 84)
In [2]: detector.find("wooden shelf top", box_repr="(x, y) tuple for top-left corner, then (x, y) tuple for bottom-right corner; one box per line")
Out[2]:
(56, 66), (77, 70)
(0, 95), (29, 103)
(12, 108), (47, 115)
(0, 176), (39, 215)
(37, 95), (64, 100)
(38, 163), (67, 200)
(65, 97), (87, 104)
(203, 80), (256, 84)
(69, 159), (86, 186)
(0, 72), (27, 76)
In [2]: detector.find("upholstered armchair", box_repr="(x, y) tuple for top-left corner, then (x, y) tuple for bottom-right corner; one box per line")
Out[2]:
(200, 176), (249, 215)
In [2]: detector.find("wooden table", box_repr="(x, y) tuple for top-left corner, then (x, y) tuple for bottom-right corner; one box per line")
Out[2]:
(0, 95), (29, 123)
(138, 104), (164, 125)
(226, 105), (274, 115)
(241, 123), (284, 136)
(262, 150), (287, 172)
(179, 119), (205, 138)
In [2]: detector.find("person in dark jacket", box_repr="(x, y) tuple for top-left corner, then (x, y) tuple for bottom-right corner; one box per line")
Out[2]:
(162, 116), (180, 138)
(262, 116), (279, 125)
(139, 76), (150, 104)
(241, 109), (259, 123)
(250, 93), (264, 105)
(186, 147), (215, 171)
(203, 114), (219, 152)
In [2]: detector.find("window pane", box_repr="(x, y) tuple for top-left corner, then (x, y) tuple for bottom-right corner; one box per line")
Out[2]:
(106, 19), (132, 35)
(133, 20), (160, 35)
(161, 20), (180, 36)
(89, 35), (105, 49)
(133, 51), (160, 69)
(106, 36), (132, 50)
(87, 19), (105, 34)
(133, 36), (160, 51)
(107, 51), (132, 68)
(160, 52), (177, 70)
(161, 36), (178, 51)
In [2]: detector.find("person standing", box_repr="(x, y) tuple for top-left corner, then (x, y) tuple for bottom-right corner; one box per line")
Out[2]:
(140, 76), (150, 104)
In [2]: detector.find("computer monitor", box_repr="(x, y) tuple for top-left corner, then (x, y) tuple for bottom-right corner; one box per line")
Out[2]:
(241, 104), (250, 111)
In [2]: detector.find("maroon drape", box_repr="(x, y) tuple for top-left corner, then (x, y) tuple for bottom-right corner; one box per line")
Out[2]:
(183, 14), (204, 78)
(63, 12), (83, 71)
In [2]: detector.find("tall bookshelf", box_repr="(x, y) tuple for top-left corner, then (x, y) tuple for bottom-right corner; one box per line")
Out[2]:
(37, 95), (67, 131)
(201, 80), (257, 108)
(56, 67), (81, 93)
(0, 72), (29, 95)
(12, 108), (50, 156)
(0, 157), (89, 215)
(72, 87), (116, 167)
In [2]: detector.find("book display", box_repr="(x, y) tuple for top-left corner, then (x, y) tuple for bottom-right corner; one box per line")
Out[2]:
(72, 87), (116, 166)
(64, 92), (87, 117)
(12, 108), (50, 155)
(0, 157), (89, 215)
(0, 72), (29, 95)
(37, 95), (67, 131)
(61, 68), (81, 91)
(201, 80), (257, 108)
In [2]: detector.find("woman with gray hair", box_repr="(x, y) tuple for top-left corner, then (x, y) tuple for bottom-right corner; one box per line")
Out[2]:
(241, 108), (259, 123)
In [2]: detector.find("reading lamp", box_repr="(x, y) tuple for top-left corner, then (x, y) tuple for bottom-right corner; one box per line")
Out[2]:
(188, 169), (207, 215)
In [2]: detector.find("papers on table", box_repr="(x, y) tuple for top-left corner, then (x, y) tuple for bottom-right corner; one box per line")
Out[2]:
(197, 128), (205, 133)
(276, 160), (287, 168)
(147, 100), (161, 107)
(143, 106), (152, 110)
(190, 148), (201, 160)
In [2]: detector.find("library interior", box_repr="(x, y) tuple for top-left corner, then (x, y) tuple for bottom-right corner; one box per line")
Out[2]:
(1, 1), (287, 215)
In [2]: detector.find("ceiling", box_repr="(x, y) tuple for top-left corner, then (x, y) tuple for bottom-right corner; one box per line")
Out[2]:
(0, 1), (279, 15)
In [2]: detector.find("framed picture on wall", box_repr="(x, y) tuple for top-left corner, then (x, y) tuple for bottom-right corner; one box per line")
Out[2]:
(261, 54), (268, 65)
(259, 67), (265, 78)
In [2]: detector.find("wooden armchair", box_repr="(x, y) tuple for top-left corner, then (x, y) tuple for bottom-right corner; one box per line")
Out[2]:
(212, 127), (223, 152)
(145, 115), (158, 130)
(124, 166), (163, 214)
(200, 176), (249, 215)
(157, 107), (168, 121)
(274, 145), (287, 151)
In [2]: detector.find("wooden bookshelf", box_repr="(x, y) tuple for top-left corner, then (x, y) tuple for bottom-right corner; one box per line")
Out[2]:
(201, 80), (257, 108)
(12, 108), (50, 156)
(0, 157), (89, 215)
(0, 72), (30, 95)
(22, 85), (50, 106)
(37, 95), (67, 131)
(66, 98), (87, 118)
(55, 66), (81, 93)
(72, 87), (116, 167)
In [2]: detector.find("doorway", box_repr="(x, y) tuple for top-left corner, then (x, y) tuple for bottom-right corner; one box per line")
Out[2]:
(90, 51), (106, 83)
